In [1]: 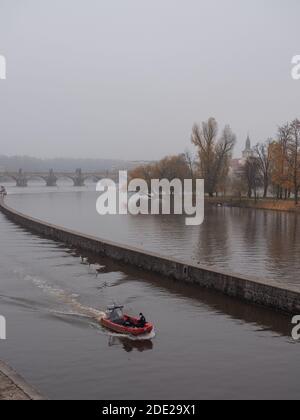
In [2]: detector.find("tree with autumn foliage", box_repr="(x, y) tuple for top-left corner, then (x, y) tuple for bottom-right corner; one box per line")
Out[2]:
(269, 128), (292, 200)
(129, 154), (193, 187)
(254, 140), (272, 198)
(191, 118), (236, 197)
(287, 119), (300, 204)
(243, 156), (263, 199)
(269, 120), (300, 203)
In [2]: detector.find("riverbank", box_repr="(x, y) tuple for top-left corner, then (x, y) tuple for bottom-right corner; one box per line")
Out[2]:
(0, 361), (44, 400)
(207, 197), (300, 213)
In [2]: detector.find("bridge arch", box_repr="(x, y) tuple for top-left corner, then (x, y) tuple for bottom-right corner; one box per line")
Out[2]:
(0, 175), (17, 182)
(27, 175), (48, 185)
(83, 175), (100, 183)
(56, 175), (75, 181)
(56, 175), (77, 185)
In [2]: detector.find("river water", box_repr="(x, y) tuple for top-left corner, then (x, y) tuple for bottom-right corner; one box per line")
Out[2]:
(0, 182), (299, 400)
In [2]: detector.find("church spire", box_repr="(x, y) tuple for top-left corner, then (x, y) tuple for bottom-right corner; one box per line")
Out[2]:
(246, 134), (251, 151)
(243, 134), (253, 159)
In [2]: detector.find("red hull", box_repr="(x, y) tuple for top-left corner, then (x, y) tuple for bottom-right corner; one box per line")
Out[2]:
(101, 315), (153, 336)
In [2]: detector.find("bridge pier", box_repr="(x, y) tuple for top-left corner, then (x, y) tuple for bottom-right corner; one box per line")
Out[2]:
(45, 169), (57, 187)
(73, 169), (85, 187)
(16, 169), (28, 187)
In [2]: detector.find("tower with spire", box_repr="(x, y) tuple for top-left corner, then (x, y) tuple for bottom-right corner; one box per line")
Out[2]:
(242, 135), (253, 160)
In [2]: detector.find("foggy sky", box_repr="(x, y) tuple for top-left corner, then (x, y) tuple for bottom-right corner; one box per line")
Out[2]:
(0, 0), (299, 160)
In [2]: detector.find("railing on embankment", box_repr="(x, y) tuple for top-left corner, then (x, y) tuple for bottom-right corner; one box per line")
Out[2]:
(0, 196), (299, 315)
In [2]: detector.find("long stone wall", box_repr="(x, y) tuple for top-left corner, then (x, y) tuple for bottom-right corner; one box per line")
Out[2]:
(1, 196), (299, 315)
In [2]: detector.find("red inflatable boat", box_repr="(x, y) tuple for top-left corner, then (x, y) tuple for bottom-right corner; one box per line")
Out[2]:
(101, 306), (153, 337)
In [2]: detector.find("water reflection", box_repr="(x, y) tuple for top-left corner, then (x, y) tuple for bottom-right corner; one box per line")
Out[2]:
(58, 246), (294, 339)
(1, 205), (300, 400)
(2, 190), (298, 338)
(115, 265), (293, 339)
(195, 207), (230, 266)
(7, 189), (300, 289)
(108, 336), (154, 353)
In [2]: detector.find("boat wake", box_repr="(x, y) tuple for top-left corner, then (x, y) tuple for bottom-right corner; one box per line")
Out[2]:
(23, 274), (105, 319)
(22, 273), (155, 341)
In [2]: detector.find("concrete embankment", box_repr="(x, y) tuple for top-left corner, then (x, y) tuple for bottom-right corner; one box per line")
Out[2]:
(0, 361), (44, 400)
(1, 196), (300, 315)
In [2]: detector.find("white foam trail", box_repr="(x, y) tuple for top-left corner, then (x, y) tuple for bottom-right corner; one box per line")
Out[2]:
(24, 274), (154, 341)
(24, 274), (105, 320)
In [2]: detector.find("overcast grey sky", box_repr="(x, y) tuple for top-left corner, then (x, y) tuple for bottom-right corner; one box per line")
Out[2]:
(0, 0), (299, 160)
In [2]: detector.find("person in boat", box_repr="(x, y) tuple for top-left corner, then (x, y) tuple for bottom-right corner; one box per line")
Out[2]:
(106, 306), (147, 328)
(137, 313), (146, 328)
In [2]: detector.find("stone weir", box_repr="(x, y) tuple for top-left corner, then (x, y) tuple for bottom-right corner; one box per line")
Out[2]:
(0, 196), (299, 315)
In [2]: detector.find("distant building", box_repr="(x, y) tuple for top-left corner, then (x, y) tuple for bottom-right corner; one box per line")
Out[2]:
(229, 135), (254, 176)
(242, 135), (253, 160)
(230, 158), (243, 173)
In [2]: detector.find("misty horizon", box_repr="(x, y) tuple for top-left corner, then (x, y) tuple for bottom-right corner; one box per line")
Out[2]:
(0, 0), (300, 161)
(0, 154), (150, 172)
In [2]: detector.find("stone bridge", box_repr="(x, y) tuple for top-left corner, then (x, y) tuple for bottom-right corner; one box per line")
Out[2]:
(0, 169), (117, 187)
